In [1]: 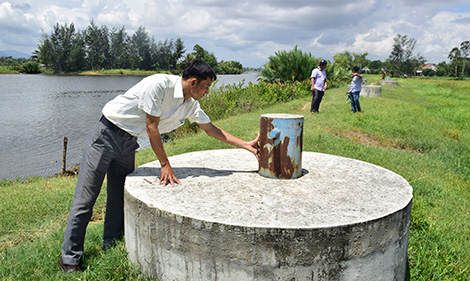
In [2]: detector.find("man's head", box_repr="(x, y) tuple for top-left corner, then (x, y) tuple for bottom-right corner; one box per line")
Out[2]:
(319, 60), (328, 70)
(352, 66), (360, 73)
(182, 60), (217, 83)
(182, 60), (217, 100)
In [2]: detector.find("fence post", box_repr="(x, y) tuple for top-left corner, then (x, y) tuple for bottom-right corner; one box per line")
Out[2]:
(62, 136), (68, 174)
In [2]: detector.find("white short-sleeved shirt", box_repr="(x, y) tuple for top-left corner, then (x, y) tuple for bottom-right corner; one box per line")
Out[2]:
(350, 75), (362, 92)
(311, 67), (327, 91)
(102, 74), (211, 136)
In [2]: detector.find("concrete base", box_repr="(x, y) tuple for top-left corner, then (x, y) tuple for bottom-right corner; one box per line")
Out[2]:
(360, 85), (382, 97)
(124, 149), (413, 281)
(379, 80), (398, 86)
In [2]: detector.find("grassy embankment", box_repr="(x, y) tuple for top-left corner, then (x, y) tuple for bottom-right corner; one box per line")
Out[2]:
(1, 75), (469, 280)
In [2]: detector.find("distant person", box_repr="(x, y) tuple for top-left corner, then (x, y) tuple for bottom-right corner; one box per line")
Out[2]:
(310, 60), (328, 113)
(60, 60), (260, 273)
(349, 66), (363, 113)
(381, 68), (387, 80)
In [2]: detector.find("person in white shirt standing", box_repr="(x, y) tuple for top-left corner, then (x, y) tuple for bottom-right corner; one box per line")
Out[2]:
(60, 60), (259, 273)
(310, 60), (328, 113)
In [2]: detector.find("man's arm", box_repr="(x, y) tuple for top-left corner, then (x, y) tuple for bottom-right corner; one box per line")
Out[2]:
(146, 114), (181, 186)
(199, 122), (259, 160)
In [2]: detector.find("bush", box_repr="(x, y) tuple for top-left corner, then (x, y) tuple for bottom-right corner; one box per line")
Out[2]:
(325, 63), (351, 88)
(259, 45), (319, 83)
(21, 61), (41, 74)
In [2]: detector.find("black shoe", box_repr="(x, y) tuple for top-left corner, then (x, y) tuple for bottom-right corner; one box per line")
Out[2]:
(102, 238), (120, 251)
(60, 258), (81, 273)
(102, 241), (114, 251)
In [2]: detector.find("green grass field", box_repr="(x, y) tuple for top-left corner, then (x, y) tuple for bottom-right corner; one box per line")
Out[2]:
(1, 76), (469, 280)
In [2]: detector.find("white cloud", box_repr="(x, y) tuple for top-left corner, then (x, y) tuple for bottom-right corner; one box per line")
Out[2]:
(0, 0), (469, 65)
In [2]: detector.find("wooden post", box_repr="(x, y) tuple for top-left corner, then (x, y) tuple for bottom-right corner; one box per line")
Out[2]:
(62, 136), (68, 174)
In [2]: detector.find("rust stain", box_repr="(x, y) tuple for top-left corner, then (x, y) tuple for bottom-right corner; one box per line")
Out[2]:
(259, 116), (300, 179)
(259, 116), (274, 175)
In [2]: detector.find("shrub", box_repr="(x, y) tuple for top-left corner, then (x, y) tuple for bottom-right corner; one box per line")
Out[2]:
(258, 45), (319, 83)
(21, 61), (41, 74)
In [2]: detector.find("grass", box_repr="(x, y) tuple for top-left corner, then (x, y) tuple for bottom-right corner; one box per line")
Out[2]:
(1, 75), (469, 280)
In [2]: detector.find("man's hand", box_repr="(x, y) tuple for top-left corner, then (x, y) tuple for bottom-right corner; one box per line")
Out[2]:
(159, 163), (181, 187)
(146, 114), (181, 187)
(246, 133), (260, 161)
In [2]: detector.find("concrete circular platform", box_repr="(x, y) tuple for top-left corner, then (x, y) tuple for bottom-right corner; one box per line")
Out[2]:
(124, 149), (413, 280)
(360, 85), (382, 97)
(379, 80), (398, 86)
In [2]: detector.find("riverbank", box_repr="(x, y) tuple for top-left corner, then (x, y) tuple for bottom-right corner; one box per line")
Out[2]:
(1, 77), (469, 280)
(0, 69), (165, 76)
(77, 69), (165, 76)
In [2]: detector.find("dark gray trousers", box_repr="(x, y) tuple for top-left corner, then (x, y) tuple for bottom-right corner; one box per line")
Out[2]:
(61, 119), (139, 265)
(310, 89), (324, 112)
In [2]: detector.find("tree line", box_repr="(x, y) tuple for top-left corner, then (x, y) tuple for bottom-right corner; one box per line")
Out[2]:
(259, 34), (470, 84)
(331, 35), (470, 79)
(32, 21), (243, 74)
(2, 28), (469, 79)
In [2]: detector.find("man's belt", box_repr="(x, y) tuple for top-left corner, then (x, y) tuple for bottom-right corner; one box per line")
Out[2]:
(100, 116), (136, 140)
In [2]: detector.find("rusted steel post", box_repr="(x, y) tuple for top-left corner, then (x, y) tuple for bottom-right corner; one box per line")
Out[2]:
(259, 114), (304, 179)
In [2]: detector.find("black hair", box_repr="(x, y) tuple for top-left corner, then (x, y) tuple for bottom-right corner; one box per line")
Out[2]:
(352, 66), (360, 72)
(182, 60), (217, 82)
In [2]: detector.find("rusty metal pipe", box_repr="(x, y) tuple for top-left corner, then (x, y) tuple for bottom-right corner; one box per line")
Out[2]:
(258, 114), (304, 179)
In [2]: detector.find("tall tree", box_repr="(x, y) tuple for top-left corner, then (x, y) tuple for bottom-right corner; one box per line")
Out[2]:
(49, 23), (78, 72)
(172, 37), (186, 70)
(387, 34), (420, 76)
(460, 41), (470, 79)
(37, 34), (54, 68)
(85, 20), (110, 70)
(130, 26), (153, 70)
(448, 47), (461, 78)
(192, 44), (218, 69)
(333, 51), (353, 70)
(352, 52), (368, 69)
(154, 39), (174, 70)
(109, 26), (131, 69)
(67, 32), (86, 72)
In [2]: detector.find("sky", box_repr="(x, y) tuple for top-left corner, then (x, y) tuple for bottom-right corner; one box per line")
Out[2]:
(1, 0), (469, 67)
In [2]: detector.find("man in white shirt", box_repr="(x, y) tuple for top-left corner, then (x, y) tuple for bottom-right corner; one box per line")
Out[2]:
(310, 60), (328, 113)
(60, 60), (259, 273)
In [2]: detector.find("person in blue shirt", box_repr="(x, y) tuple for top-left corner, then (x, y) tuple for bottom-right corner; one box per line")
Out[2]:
(349, 66), (363, 113)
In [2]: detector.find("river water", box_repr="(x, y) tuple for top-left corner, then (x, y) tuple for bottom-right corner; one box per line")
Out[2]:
(0, 72), (258, 180)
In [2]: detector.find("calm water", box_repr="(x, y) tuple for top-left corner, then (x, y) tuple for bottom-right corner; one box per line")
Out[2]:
(0, 72), (258, 180)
